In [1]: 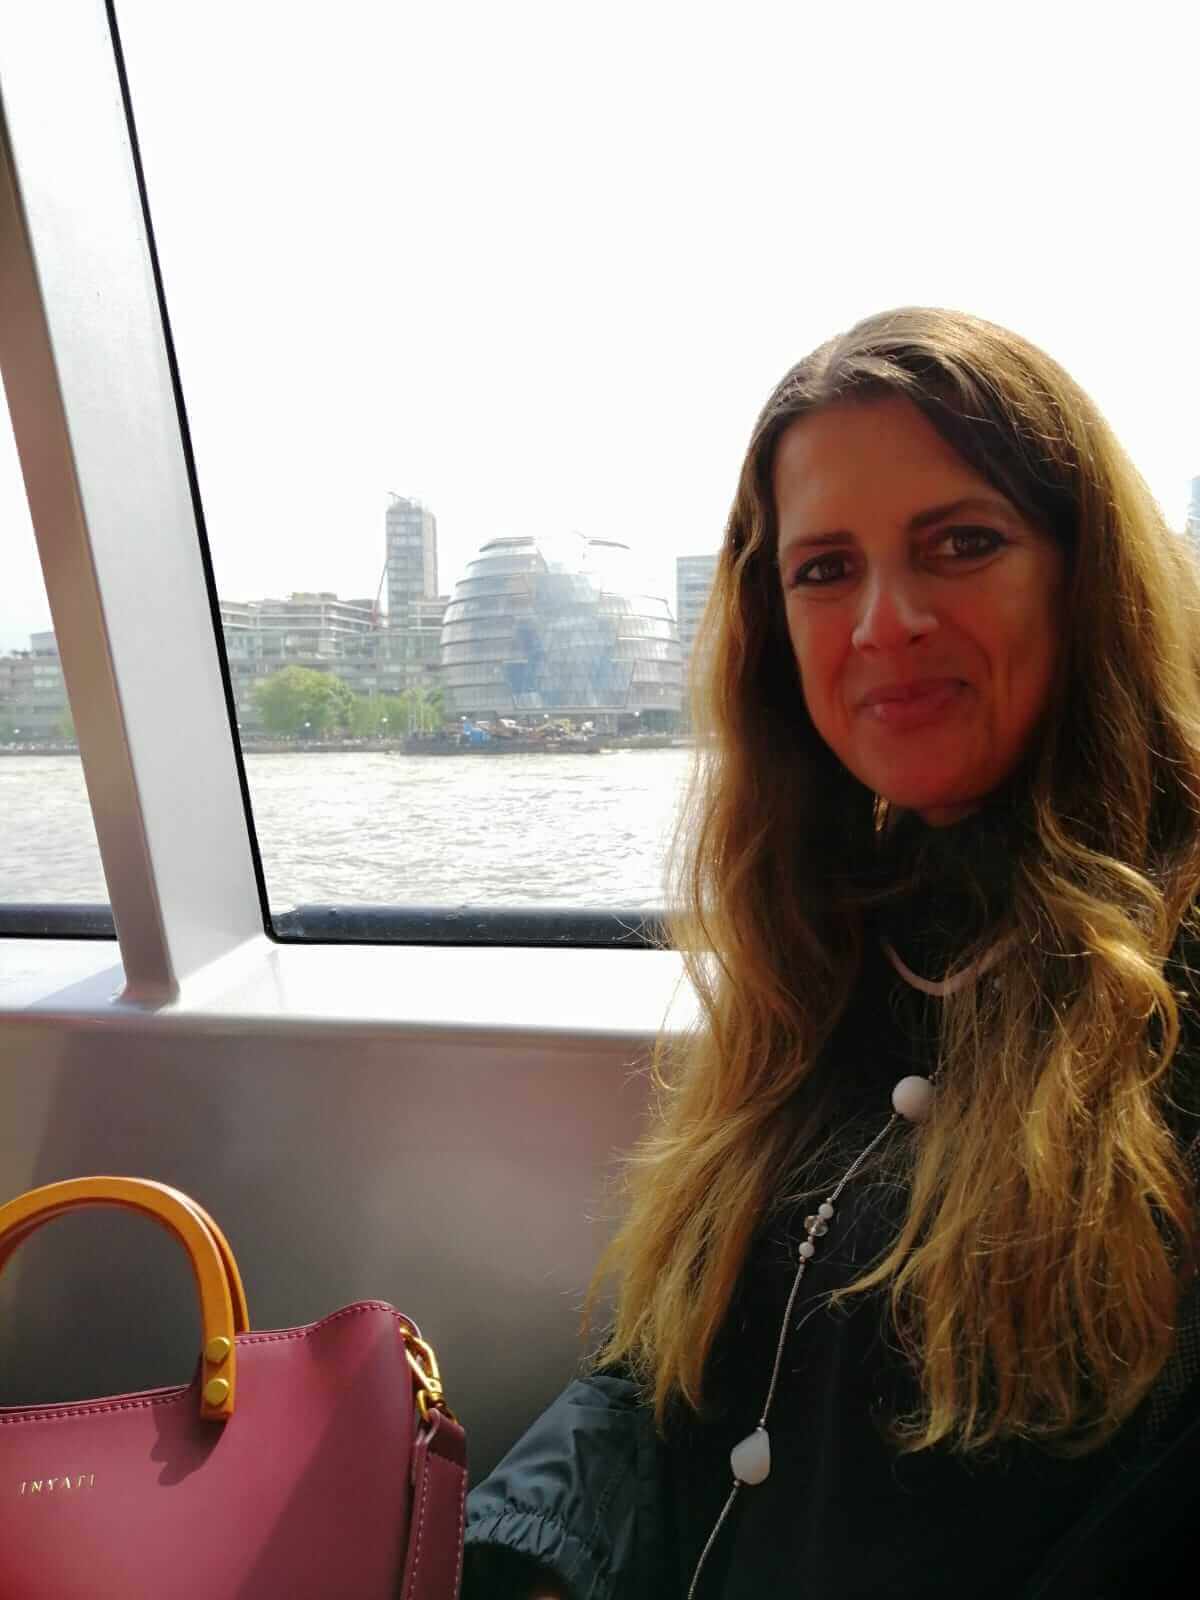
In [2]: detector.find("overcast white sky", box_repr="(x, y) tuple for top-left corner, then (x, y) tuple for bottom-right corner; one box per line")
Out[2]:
(2, 0), (1197, 652)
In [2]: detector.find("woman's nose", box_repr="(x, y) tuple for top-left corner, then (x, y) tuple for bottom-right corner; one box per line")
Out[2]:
(850, 572), (938, 651)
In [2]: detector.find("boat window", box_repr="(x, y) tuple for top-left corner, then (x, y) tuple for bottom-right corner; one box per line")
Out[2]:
(5, 3), (1194, 942)
(0, 389), (110, 932)
(109, 0), (702, 938)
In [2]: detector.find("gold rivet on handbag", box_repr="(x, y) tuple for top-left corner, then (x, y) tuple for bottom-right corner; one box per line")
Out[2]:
(205, 1336), (232, 1365)
(203, 1378), (230, 1407)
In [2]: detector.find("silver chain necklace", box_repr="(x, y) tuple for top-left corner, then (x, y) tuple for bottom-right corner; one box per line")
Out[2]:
(685, 936), (1004, 1599)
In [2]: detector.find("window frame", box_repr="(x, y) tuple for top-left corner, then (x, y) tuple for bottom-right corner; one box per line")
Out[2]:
(0, 0), (686, 1036)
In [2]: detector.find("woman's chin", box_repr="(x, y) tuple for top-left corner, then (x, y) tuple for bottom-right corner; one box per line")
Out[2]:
(866, 772), (984, 825)
(911, 800), (981, 827)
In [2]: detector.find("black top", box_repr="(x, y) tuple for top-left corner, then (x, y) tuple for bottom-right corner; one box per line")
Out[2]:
(668, 972), (1119, 1594)
(666, 802), (1195, 1597)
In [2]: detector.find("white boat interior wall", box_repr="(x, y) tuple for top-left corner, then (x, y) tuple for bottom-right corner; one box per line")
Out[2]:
(0, 942), (683, 1476)
(0, 0), (692, 1479)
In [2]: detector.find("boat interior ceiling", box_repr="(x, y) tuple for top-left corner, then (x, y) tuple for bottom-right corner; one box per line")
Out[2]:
(0, 2), (693, 1481)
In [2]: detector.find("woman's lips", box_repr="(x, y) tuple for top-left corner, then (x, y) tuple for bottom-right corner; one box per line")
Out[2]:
(860, 678), (967, 729)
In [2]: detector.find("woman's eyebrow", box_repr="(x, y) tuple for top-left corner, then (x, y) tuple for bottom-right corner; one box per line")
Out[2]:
(777, 495), (1016, 564)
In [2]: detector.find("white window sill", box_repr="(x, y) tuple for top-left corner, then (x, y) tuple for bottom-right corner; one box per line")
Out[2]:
(0, 935), (696, 1043)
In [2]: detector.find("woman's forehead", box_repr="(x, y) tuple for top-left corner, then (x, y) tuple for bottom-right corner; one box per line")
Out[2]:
(772, 401), (1009, 540)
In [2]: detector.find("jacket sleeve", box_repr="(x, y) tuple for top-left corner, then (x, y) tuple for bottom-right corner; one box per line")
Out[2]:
(462, 1371), (671, 1600)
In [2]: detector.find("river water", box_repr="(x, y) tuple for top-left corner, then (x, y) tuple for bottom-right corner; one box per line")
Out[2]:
(0, 749), (693, 910)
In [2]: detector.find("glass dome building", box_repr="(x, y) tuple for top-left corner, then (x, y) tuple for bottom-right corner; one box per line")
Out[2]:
(440, 533), (683, 729)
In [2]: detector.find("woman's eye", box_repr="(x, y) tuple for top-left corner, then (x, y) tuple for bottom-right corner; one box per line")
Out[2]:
(936, 526), (1005, 560)
(789, 553), (851, 587)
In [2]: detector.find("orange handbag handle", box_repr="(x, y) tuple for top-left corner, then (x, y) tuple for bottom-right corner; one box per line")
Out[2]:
(0, 1184), (250, 1334)
(154, 1183), (250, 1334)
(0, 1177), (249, 1423)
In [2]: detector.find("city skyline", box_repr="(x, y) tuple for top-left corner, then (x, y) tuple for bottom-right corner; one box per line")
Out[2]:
(1, 475), (718, 652)
(2, 511), (699, 738)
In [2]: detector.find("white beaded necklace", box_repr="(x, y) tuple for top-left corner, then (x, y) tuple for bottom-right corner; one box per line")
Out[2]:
(685, 934), (1008, 1600)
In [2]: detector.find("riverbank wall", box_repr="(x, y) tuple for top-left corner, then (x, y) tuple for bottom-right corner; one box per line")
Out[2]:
(1, 736), (695, 757)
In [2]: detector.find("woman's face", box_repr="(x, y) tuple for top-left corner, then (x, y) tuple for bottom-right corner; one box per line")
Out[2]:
(773, 395), (1066, 826)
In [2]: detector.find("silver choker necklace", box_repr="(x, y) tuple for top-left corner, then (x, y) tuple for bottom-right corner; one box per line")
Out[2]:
(881, 933), (1016, 997)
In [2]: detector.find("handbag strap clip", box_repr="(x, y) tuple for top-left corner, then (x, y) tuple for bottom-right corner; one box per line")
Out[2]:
(402, 1327), (456, 1423)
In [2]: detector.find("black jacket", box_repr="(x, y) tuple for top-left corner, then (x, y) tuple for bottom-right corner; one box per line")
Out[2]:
(463, 1363), (1200, 1598)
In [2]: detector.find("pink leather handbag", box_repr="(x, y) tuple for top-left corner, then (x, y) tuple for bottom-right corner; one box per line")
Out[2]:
(0, 1176), (467, 1597)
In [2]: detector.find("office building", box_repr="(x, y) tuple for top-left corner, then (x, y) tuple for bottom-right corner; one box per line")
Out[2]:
(441, 532), (682, 730)
(0, 631), (68, 740)
(675, 552), (719, 692)
(386, 495), (438, 620)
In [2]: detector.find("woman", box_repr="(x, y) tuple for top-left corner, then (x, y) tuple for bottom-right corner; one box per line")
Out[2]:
(464, 308), (1200, 1597)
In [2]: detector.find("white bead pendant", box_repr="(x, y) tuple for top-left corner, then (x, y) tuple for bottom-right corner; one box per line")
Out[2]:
(730, 1425), (771, 1485)
(892, 1074), (934, 1123)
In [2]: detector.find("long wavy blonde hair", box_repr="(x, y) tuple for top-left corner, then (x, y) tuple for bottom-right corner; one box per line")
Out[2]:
(591, 306), (1200, 1455)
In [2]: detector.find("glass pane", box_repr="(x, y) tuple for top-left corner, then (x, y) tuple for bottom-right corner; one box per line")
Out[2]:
(112, 1), (1197, 921)
(0, 384), (108, 908)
